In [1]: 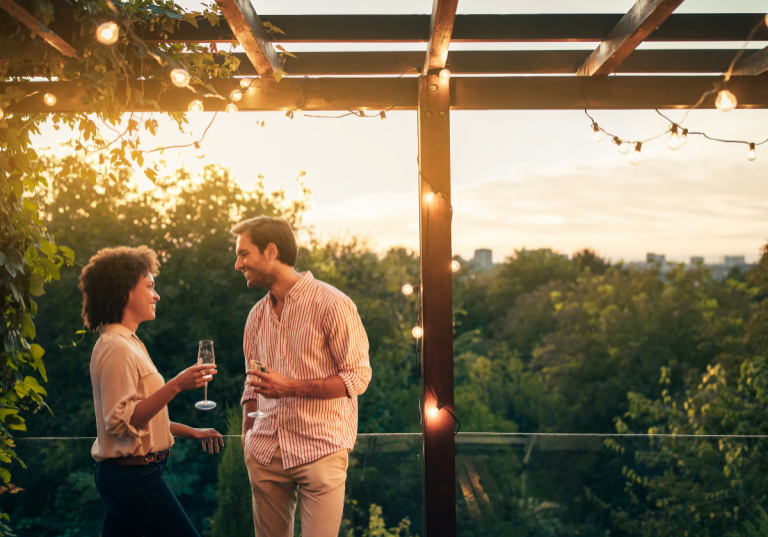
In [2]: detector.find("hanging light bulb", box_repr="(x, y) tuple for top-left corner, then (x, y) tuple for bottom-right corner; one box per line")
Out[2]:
(592, 124), (603, 143)
(747, 143), (757, 161)
(225, 103), (238, 116)
(239, 78), (251, 89)
(43, 93), (57, 106)
(96, 21), (119, 45)
(427, 406), (439, 419)
(680, 128), (688, 147)
(402, 284), (414, 296)
(451, 260), (461, 273)
(188, 100), (203, 113)
(170, 68), (191, 88)
(423, 191), (435, 203)
(667, 125), (683, 151)
(618, 141), (632, 155)
(194, 141), (205, 159)
(628, 142), (642, 165)
(294, 109), (304, 119)
(715, 88), (737, 112)
(439, 69), (450, 82)
(380, 111), (387, 121)
(412, 326), (423, 339)
(230, 89), (243, 102)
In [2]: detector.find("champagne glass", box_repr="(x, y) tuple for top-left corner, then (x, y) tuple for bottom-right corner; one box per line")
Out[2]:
(195, 340), (217, 410)
(247, 355), (267, 419)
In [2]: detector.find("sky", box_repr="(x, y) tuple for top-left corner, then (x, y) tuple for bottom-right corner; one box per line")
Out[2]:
(31, 0), (768, 264)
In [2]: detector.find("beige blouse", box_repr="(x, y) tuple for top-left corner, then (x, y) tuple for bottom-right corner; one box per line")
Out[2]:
(89, 324), (174, 462)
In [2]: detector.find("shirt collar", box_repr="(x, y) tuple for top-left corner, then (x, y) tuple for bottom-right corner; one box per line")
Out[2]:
(285, 271), (313, 300)
(99, 323), (139, 342)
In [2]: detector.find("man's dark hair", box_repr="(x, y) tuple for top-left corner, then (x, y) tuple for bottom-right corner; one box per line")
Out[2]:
(79, 246), (160, 331)
(230, 216), (298, 267)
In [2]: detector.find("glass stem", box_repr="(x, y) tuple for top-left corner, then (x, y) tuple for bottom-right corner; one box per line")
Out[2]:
(204, 382), (208, 402)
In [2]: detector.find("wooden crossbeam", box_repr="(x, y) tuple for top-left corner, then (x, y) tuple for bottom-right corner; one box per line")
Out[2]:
(732, 46), (768, 76)
(577, 0), (685, 76)
(424, 0), (459, 72)
(216, 0), (280, 77)
(0, 0), (77, 58)
(6, 76), (768, 112)
(135, 14), (768, 43)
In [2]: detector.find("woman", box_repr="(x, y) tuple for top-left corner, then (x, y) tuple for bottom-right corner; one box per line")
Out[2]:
(80, 245), (224, 536)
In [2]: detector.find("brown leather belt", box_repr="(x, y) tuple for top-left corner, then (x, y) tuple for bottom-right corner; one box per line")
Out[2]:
(111, 448), (171, 466)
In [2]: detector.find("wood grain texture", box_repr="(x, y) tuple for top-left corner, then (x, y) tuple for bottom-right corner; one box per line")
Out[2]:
(136, 14), (768, 43)
(418, 72), (456, 537)
(732, 46), (768, 76)
(7, 76), (768, 112)
(424, 0), (459, 72)
(0, 0), (77, 58)
(216, 0), (280, 77)
(577, 0), (685, 76)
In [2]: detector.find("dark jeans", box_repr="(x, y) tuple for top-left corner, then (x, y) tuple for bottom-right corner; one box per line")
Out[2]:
(94, 457), (200, 537)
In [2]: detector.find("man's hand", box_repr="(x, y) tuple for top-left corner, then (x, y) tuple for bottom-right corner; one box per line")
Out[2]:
(246, 366), (297, 399)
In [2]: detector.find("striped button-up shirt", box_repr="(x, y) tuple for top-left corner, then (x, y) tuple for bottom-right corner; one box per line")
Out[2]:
(241, 271), (372, 469)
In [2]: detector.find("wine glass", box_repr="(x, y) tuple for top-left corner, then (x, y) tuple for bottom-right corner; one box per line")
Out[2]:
(195, 340), (217, 410)
(247, 355), (267, 419)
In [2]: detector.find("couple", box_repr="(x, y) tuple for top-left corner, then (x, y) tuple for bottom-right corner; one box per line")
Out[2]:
(83, 216), (372, 537)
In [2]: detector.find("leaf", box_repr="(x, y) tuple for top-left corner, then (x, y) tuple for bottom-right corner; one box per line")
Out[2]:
(144, 168), (158, 184)
(0, 251), (6, 266)
(276, 45), (297, 59)
(28, 273), (45, 296)
(20, 313), (36, 339)
(0, 468), (9, 484)
(23, 376), (47, 396)
(30, 343), (46, 381)
(59, 245), (75, 262)
(165, 10), (184, 19)
(274, 71), (282, 83)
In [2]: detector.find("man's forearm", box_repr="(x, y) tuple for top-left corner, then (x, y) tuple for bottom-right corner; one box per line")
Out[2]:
(292, 375), (348, 399)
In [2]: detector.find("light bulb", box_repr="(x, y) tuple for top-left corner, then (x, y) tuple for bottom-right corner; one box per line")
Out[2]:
(427, 406), (439, 419)
(294, 109), (304, 119)
(230, 89), (243, 102)
(402, 284), (414, 296)
(592, 124), (603, 143)
(423, 192), (435, 203)
(715, 89), (737, 112)
(43, 93), (57, 106)
(239, 78), (251, 89)
(188, 100), (203, 113)
(225, 103), (238, 116)
(629, 143), (642, 165)
(439, 69), (450, 82)
(194, 142), (205, 159)
(412, 326), (423, 339)
(747, 143), (757, 161)
(170, 68), (191, 88)
(667, 126), (683, 151)
(451, 260), (460, 273)
(680, 129), (688, 147)
(96, 21), (119, 45)
(618, 142), (632, 155)
(380, 111), (387, 121)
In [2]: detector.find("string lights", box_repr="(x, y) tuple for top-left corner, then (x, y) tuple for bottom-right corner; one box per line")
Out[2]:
(667, 125), (684, 151)
(592, 123), (603, 143)
(748, 143), (757, 161)
(239, 78), (251, 89)
(715, 87), (737, 112)
(170, 68), (191, 88)
(230, 89), (242, 102)
(225, 103), (238, 116)
(412, 326), (423, 339)
(96, 21), (119, 45)
(628, 143), (642, 165)
(423, 191), (435, 203)
(451, 260), (461, 273)
(43, 93), (57, 106)
(439, 69), (451, 82)
(194, 141), (205, 159)
(402, 283), (415, 296)
(188, 99), (203, 113)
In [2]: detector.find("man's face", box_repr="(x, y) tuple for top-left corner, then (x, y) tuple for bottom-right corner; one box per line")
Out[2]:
(235, 233), (277, 289)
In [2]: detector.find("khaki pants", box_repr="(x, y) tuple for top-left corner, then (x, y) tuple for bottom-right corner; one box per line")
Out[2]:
(244, 447), (348, 537)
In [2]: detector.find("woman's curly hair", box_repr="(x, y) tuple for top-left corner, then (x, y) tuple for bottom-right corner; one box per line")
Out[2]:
(79, 246), (160, 331)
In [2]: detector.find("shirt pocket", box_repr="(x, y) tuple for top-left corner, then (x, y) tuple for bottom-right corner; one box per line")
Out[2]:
(136, 358), (164, 396)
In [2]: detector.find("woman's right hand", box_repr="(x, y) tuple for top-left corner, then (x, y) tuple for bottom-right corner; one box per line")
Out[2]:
(171, 364), (217, 393)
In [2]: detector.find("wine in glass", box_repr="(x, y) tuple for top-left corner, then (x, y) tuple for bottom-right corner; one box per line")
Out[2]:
(247, 356), (267, 419)
(195, 340), (217, 410)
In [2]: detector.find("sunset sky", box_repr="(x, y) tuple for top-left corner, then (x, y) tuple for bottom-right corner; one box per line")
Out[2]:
(33, 0), (768, 264)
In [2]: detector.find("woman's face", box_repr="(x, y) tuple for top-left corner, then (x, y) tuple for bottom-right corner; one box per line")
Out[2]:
(125, 272), (160, 324)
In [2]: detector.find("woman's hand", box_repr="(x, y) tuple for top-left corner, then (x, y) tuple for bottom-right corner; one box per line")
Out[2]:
(192, 428), (224, 454)
(170, 364), (217, 393)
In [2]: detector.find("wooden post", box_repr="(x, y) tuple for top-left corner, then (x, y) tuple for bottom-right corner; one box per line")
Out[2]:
(418, 71), (456, 537)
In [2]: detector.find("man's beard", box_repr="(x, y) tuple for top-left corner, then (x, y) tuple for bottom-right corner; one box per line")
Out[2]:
(247, 269), (277, 289)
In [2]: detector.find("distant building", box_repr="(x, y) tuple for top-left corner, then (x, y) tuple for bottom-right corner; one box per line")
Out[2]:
(690, 256), (704, 265)
(471, 248), (494, 270)
(723, 255), (746, 266)
(627, 252), (754, 281)
(647, 253), (666, 264)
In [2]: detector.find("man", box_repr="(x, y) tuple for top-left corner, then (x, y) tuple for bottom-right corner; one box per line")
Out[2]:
(231, 216), (372, 537)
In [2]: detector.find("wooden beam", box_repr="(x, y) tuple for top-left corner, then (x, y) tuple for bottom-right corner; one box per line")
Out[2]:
(0, 0), (77, 58)
(135, 14), (768, 44)
(577, 0), (685, 76)
(424, 0), (459, 72)
(7, 76), (768, 112)
(732, 46), (768, 76)
(216, 0), (280, 77)
(418, 72), (456, 537)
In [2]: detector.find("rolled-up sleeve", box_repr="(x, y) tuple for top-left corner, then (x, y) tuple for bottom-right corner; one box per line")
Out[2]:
(327, 297), (372, 397)
(97, 345), (149, 439)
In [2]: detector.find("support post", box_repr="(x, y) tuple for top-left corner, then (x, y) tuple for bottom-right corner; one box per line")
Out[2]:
(418, 71), (456, 537)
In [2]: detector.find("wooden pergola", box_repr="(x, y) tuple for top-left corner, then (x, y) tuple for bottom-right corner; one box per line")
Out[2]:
(4, 0), (768, 534)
